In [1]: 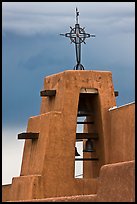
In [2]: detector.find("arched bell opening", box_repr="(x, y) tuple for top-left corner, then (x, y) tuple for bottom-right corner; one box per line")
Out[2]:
(75, 88), (103, 179)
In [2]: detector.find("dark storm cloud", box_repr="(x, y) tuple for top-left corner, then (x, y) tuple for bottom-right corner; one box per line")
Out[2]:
(2, 32), (74, 128)
(2, 2), (135, 36)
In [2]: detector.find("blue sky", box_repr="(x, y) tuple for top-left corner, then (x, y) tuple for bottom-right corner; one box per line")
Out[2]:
(2, 2), (135, 184)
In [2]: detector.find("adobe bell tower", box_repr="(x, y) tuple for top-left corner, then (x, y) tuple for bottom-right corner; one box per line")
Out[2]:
(8, 69), (117, 201)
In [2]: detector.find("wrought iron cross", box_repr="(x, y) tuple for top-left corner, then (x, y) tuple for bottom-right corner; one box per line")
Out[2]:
(60, 8), (95, 70)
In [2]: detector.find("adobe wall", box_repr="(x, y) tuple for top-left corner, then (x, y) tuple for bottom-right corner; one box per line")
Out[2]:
(108, 103), (135, 163)
(2, 184), (11, 202)
(96, 160), (135, 202)
(6, 160), (135, 202)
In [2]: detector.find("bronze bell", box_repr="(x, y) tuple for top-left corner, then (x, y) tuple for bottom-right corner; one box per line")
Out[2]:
(75, 147), (80, 156)
(83, 139), (95, 152)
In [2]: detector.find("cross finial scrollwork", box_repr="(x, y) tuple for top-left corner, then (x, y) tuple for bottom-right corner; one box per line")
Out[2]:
(60, 8), (95, 70)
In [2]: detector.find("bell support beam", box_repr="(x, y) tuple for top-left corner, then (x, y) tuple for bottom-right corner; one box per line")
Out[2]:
(18, 132), (39, 140)
(75, 158), (99, 161)
(77, 121), (94, 124)
(76, 133), (98, 140)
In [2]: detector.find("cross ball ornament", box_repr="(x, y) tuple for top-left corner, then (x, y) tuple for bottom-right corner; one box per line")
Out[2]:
(60, 8), (95, 70)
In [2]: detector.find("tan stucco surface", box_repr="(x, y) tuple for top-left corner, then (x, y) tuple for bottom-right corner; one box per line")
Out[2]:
(108, 103), (135, 163)
(96, 160), (135, 202)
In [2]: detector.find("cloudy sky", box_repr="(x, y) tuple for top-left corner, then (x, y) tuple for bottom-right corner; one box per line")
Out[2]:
(2, 2), (135, 184)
